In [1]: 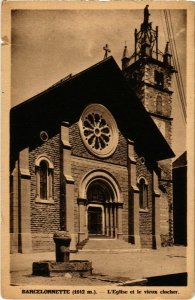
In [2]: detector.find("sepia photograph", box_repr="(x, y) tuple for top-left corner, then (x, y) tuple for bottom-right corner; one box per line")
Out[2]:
(1, 1), (194, 299)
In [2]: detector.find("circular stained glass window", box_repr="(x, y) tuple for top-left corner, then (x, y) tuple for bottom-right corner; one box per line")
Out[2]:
(79, 104), (118, 158)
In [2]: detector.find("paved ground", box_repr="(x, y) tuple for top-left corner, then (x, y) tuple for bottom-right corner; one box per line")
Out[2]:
(10, 246), (186, 286)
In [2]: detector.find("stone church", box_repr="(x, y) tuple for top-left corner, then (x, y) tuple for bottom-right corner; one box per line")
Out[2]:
(10, 7), (176, 253)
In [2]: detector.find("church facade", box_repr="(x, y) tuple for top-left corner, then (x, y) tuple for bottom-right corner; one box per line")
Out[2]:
(10, 7), (175, 253)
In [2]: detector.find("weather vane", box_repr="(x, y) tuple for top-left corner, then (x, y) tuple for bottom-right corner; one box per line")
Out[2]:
(103, 44), (111, 59)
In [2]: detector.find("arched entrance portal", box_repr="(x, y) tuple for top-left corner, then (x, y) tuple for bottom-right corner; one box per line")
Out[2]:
(87, 180), (116, 238)
(78, 170), (123, 242)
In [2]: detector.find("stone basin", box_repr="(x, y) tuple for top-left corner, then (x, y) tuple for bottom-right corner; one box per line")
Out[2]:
(32, 260), (93, 277)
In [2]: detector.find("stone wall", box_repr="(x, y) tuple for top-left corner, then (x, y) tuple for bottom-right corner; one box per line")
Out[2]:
(29, 133), (61, 252)
(124, 60), (174, 248)
(159, 158), (173, 245)
(144, 86), (172, 118)
(159, 179), (173, 246)
(135, 151), (153, 248)
(124, 63), (173, 119)
(27, 120), (173, 252)
(159, 191), (169, 243)
(32, 233), (55, 252)
(70, 120), (129, 241)
(70, 122), (127, 166)
(145, 64), (173, 92)
(71, 157), (129, 238)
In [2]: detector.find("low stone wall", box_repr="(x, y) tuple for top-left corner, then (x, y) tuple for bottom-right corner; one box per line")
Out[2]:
(32, 233), (55, 252)
(140, 234), (153, 248)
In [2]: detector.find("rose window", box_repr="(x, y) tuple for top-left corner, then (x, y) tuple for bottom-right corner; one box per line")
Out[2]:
(79, 104), (118, 158)
(83, 113), (111, 150)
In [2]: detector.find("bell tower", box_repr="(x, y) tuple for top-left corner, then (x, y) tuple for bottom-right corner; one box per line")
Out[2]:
(122, 5), (176, 246)
(121, 5), (176, 146)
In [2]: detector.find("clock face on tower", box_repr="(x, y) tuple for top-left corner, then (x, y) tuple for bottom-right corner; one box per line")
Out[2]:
(79, 104), (119, 158)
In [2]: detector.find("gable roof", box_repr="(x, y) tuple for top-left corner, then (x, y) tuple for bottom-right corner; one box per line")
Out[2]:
(11, 56), (175, 161)
(173, 151), (187, 168)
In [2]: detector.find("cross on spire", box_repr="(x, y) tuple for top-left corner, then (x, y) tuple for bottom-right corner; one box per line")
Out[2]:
(103, 44), (111, 59)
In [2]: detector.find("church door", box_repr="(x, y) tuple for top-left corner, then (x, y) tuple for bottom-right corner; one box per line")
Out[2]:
(88, 206), (102, 235)
(85, 179), (120, 238)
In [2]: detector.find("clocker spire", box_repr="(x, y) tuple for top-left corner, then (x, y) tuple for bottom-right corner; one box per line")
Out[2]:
(123, 5), (160, 66)
(121, 43), (130, 70)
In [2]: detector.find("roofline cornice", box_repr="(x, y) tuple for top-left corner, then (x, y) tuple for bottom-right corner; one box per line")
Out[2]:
(124, 56), (176, 73)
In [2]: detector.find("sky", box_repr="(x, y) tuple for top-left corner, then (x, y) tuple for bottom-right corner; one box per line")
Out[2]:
(11, 8), (186, 158)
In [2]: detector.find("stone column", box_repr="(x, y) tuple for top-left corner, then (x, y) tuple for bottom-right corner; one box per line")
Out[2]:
(110, 204), (114, 238)
(18, 147), (32, 253)
(61, 122), (76, 251)
(152, 170), (161, 249)
(48, 171), (53, 200)
(117, 203), (123, 240)
(128, 139), (141, 247)
(112, 205), (115, 238)
(77, 198), (87, 243)
(102, 206), (105, 235)
(114, 204), (118, 238)
(10, 161), (19, 253)
(105, 204), (109, 236)
(104, 205), (107, 235)
(36, 167), (40, 198)
(112, 205), (115, 237)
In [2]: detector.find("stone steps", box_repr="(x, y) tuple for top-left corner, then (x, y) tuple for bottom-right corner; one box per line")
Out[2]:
(80, 238), (136, 252)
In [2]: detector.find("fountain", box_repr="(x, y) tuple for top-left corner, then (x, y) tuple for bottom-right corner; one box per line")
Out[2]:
(32, 231), (92, 277)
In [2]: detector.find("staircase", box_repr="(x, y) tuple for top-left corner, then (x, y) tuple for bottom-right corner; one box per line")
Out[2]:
(79, 238), (137, 253)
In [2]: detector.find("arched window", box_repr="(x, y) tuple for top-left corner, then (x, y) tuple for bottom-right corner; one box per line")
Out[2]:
(156, 95), (162, 114)
(35, 156), (54, 203)
(138, 178), (148, 210)
(40, 160), (48, 199)
(154, 70), (164, 87)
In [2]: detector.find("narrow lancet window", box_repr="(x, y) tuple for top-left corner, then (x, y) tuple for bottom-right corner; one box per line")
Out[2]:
(139, 178), (148, 210)
(35, 156), (54, 203)
(40, 160), (48, 200)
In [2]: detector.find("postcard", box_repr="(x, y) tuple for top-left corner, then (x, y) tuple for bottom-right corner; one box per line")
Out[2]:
(1, 1), (194, 299)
